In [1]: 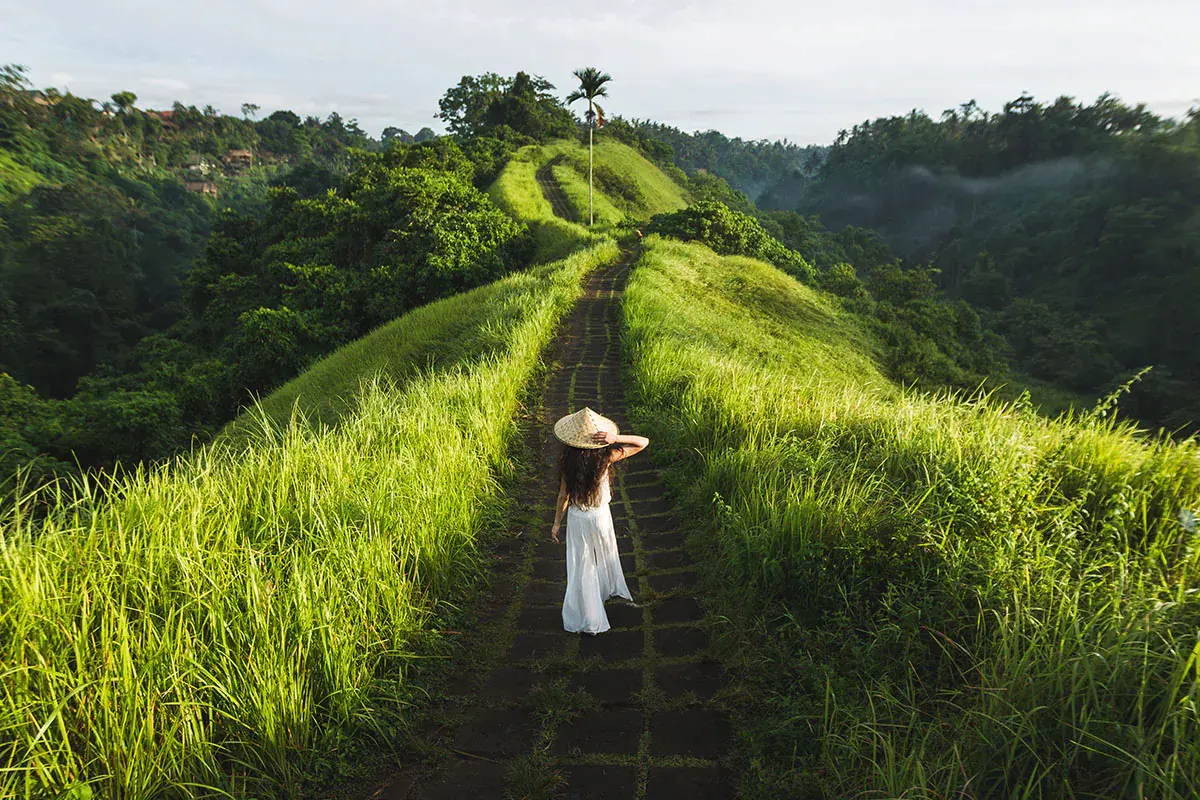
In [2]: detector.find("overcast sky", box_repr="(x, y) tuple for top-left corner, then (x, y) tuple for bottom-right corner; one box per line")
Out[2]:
(3, 0), (1197, 144)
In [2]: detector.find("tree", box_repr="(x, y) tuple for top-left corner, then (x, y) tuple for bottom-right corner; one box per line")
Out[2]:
(381, 126), (414, 145)
(0, 63), (30, 93)
(241, 102), (260, 120)
(566, 67), (612, 226)
(111, 91), (137, 113)
(437, 73), (509, 136)
(414, 127), (437, 142)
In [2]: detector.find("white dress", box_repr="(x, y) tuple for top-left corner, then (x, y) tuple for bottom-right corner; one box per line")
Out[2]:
(562, 473), (632, 633)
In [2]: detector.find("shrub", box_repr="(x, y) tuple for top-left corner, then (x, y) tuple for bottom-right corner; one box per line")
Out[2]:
(647, 201), (815, 282)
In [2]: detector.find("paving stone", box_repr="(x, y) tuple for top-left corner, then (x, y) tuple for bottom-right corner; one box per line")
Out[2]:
(517, 605), (563, 633)
(654, 660), (723, 700)
(491, 536), (525, 558)
(551, 709), (643, 755)
(650, 710), (731, 759)
(653, 596), (705, 625)
(533, 559), (566, 580)
(570, 667), (642, 706)
(524, 581), (565, 606)
(578, 628), (644, 662)
(653, 626), (708, 658)
(643, 531), (687, 551)
(486, 575), (517, 604)
(481, 667), (544, 703)
(508, 633), (562, 661)
(561, 765), (640, 798)
(452, 708), (535, 756)
(645, 766), (733, 799)
(647, 549), (692, 571)
(647, 570), (697, 593)
(629, 497), (673, 516)
(604, 601), (643, 629)
(635, 515), (678, 534)
(490, 555), (521, 576)
(622, 468), (662, 483)
(413, 758), (507, 800)
(624, 483), (663, 502)
(620, 553), (637, 573)
(533, 537), (565, 559)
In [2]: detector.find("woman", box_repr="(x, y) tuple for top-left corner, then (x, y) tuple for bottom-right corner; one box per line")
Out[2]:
(550, 407), (649, 634)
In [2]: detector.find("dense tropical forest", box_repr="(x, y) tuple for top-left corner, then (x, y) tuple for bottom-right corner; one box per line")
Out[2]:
(622, 120), (823, 199)
(760, 94), (1200, 432)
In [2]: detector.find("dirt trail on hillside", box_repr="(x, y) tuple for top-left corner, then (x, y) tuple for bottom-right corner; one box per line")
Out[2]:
(366, 180), (734, 797)
(535, 158), (577, 222)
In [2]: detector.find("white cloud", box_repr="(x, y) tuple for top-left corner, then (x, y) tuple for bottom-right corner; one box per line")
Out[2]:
(140, 77), (190, 91)
(2, 0), (1197, 141)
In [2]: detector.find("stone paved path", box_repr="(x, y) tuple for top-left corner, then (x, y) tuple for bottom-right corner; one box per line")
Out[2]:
(368, 171), (734, 799)
(535, 158), (576, 222)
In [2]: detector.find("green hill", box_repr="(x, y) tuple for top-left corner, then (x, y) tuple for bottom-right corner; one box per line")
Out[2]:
(489, 137), (689, 260)
(623, 235), (1200, 798)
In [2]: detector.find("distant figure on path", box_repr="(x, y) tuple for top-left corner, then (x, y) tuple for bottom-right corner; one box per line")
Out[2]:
(551, 408), (649, 634)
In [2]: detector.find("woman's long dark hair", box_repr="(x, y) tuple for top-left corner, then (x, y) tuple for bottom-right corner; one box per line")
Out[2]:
(559, 444), (623, 508)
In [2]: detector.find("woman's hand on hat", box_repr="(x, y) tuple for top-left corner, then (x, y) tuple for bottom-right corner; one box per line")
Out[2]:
(592, 430), (616, 445)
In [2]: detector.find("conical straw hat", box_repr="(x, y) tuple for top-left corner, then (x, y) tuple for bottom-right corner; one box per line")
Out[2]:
(553, 407), (619, 449)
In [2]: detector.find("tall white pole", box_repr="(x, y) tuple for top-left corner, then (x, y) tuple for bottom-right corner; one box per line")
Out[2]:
(588, 121), (594, 227)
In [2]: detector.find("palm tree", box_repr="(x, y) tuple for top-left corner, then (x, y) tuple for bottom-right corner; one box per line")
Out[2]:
(566, 68), (612, 226)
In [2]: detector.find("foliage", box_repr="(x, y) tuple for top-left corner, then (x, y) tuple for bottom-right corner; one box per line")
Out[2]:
(647, 201), (814, 281)
(621, 119), (824, 199)
(647, 203), (1003, 389)
(437, 71), (576, 142)
(565, 67), (611, 129)
(183, 139), (532, 399)
(761, 92), (1200, 433)
(1, 67), (531, 488)
(623, 236), (1200, 799)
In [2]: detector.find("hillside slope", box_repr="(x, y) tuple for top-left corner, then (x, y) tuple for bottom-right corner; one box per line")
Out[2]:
(623, 236), (1200, 798)
(488, 137), (689, 259)
(221, 239), (612, 439)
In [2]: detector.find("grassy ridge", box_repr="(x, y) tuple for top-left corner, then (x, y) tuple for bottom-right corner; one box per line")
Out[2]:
(539, 138), (689, 224)
(623, 236), (1200, 798)
(489, 139), (689, 246)
(0, 239), (618, 798)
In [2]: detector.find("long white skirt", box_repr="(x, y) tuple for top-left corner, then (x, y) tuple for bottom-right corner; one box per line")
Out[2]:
(562, 501), (632, 634)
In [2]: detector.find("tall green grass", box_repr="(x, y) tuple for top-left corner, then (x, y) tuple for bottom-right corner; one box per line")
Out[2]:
(623, 236), (1200, 798)
(0, 239), (618, 798)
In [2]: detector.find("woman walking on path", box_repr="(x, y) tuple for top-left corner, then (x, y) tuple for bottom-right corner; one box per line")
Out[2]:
(551, 407), (649, 634)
